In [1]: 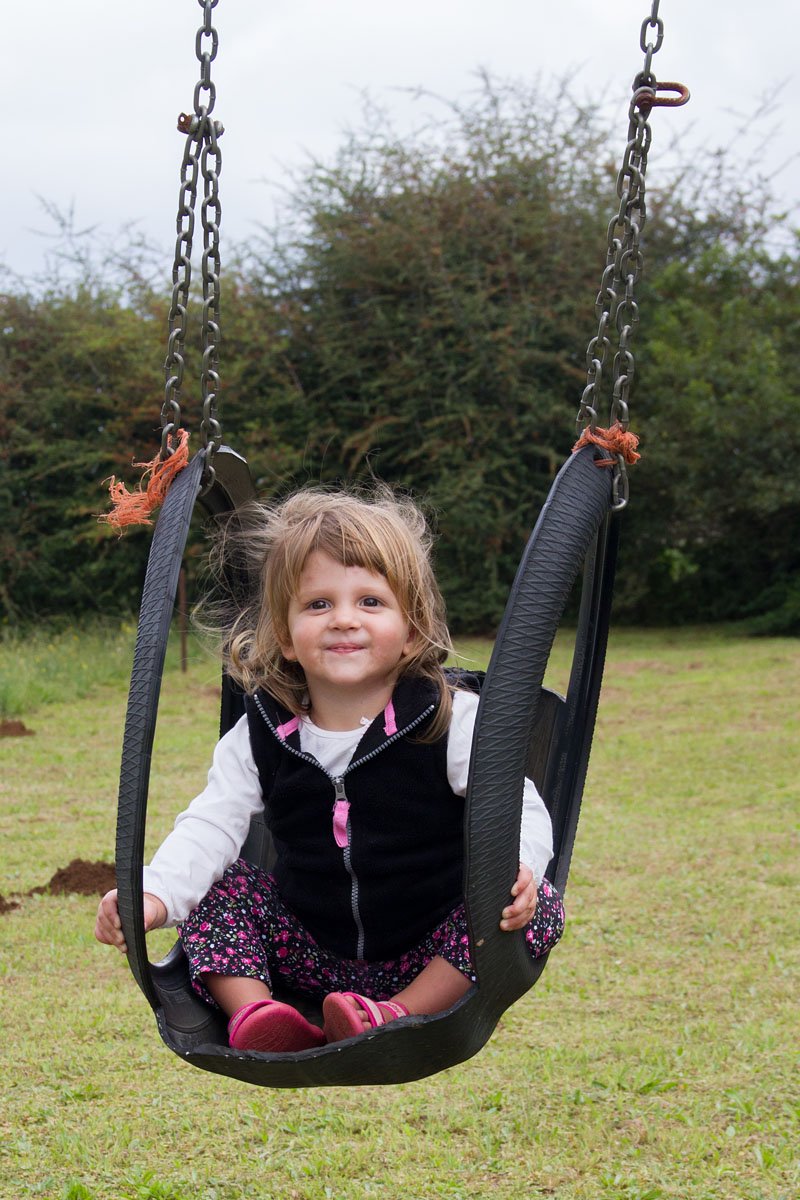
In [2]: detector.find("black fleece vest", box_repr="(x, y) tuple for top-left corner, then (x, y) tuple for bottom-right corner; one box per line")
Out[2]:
(244, 675), (470, 961)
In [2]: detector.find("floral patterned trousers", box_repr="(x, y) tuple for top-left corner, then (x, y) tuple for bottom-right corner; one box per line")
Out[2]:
(179, 858), (565, 1007)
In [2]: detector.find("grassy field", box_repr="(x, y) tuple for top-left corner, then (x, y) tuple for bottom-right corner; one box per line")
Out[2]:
(0, 624), (797, 1200)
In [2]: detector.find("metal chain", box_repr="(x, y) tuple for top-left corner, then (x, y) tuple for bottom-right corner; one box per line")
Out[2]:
(576, 0), (670, 510)
(161, 0), (224, 488)
(637, 0), (664, 87)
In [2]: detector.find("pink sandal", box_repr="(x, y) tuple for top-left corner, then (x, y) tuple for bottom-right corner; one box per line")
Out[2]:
(322, 991), (409, 1044)
(228, 999), (326, 1053)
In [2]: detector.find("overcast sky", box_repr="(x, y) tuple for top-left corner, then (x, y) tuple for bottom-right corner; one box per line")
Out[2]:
(4, 0), (798, 284)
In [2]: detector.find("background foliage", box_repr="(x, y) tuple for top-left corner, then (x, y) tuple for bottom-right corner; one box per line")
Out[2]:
(2, 79), (798, 631)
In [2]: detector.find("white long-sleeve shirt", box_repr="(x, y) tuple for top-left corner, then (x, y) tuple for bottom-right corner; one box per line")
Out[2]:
(144, 689), (553, 926)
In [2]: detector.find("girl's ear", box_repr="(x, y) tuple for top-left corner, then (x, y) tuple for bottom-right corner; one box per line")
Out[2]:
(275, 618), (296, 662)
(401, 625), (421, 658)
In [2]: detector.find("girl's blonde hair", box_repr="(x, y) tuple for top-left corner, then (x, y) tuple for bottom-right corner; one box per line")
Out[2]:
(206, 485), (455, 740)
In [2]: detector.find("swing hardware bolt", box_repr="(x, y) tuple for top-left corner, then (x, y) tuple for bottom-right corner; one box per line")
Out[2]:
(633, 81), (690, 115)
(177, 112), (225, 137)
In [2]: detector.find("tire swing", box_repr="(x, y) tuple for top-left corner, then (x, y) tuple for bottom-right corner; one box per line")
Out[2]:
(113, 0), (688, 1088)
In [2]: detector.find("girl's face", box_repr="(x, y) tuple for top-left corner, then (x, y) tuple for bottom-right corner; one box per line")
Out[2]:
(280, 550), (416, 706)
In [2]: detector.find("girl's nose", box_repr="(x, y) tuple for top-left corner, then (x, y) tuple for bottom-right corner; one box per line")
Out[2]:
(329, 603), (360, 628)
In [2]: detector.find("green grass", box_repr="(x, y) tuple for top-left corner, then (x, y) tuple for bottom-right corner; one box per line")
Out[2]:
(0, 619), (206, 719)
(1, 624), (798, 1199)
(0, 621), (140, 719)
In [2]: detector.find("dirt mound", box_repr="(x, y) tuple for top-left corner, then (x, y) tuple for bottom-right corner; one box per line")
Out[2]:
(0, 719), (34, 738)
(1, 859), (117, 916)
(31, 859), (116, 897)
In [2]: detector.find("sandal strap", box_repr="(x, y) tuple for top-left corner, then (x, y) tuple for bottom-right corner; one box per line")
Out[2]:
(341, 992), (384, 1028)
(227, 998), (273, 1040)
(377, 1000), (409, 1021)
(339, 992), (409, 1028)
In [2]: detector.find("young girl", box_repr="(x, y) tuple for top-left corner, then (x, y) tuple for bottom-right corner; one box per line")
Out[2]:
(95, 487), (564, 1053)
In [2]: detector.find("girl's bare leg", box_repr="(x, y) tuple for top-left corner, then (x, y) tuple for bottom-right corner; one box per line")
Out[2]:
(393, 955), (470, 1014)
(204, 973), (272, 1018)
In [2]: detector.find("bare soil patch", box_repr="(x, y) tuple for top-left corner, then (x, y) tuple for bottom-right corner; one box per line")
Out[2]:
(1, 859), (116, 915)
(29, 858), (116, 897)
(0, 718), (35, 737)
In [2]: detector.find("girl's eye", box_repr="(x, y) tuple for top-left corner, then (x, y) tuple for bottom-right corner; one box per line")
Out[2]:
(308, 599), (330, 611)
(360, 596), (383, 608)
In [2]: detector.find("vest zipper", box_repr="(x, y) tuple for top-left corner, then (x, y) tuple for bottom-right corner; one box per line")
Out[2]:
(332, 776), (366, 958)
(253, 691), (436, 959)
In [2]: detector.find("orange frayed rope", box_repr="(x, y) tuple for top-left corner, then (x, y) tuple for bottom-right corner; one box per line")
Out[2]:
(572, 421), (641, 467)
(100, 429), (190, 533)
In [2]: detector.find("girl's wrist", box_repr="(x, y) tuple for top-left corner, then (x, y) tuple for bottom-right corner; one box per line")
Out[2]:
(144, 892), (168, 929)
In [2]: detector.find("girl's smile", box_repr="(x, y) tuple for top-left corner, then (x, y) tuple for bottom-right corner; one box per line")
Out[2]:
(280, 550), (417, 726)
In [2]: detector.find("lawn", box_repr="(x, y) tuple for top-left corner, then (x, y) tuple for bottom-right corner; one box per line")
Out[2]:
(0, 624), (797, 1200)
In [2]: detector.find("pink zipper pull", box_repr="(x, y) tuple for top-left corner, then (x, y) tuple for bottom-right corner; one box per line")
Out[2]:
(332, 778), (350, 849)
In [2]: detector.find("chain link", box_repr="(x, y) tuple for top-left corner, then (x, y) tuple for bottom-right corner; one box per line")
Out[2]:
(576, 0), (670, 510)
(160, 0), (223, 489)
(638, 0), (664, 85)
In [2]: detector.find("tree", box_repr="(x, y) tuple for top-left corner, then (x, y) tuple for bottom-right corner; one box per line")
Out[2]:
(2, 79), (798, 632)
(236, 79), (623, 629)
(0, 279), (165, 619)
(619, 238), (800, 629)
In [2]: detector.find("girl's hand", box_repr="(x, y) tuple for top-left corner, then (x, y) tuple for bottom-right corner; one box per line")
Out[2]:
(94, 889), (167, 953)
(500, 863), (538, 931)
